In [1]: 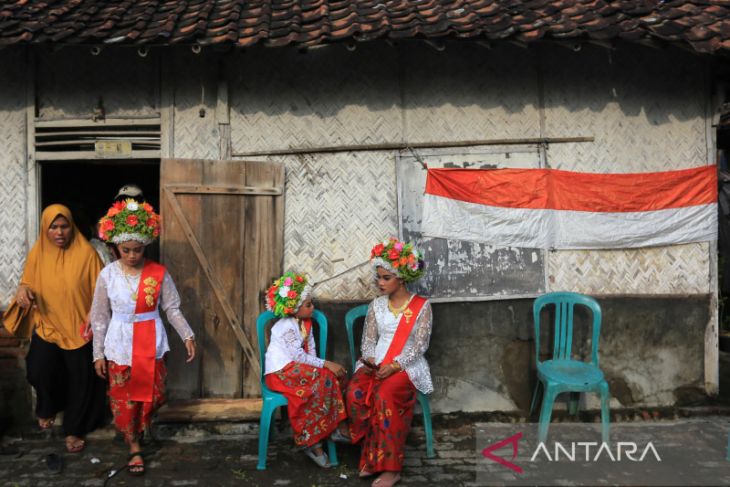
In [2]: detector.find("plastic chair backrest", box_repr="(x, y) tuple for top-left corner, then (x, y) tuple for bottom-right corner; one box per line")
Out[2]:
(533, 292), (602, 367)
(344, 304), (369, 371)
(256, 309), (329, 385)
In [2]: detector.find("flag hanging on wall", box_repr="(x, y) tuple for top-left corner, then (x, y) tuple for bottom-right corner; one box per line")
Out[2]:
(422, 165), (717, 249)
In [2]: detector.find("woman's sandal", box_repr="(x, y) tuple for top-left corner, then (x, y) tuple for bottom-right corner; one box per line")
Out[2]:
(65, 437), (85, 453)
(127, 452), (145, 476)
(371, 473), (401, 487)
(38, 417), (55, 430)
(303, 443), (330, 468)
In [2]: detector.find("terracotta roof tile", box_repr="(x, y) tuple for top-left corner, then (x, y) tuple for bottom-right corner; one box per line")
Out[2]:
(0, 0), (728, 54)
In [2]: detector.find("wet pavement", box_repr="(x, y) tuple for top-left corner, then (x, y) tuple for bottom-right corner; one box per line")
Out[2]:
(3, 409), (730, 487)
(4, 351), (730, 486)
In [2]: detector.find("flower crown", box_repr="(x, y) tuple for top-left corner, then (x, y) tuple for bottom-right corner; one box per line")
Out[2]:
(265, 272), (312, 318)
(370, 237), (425, 283)
(98, 199), (161, 245)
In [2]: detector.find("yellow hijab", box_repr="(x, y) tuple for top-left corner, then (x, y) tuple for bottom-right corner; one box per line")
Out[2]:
(20, 204), (103, 350)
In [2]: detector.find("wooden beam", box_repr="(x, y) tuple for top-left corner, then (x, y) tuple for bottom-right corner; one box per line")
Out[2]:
(35, 130), (161, 138)
(166, 184), (282, 196)
(163, 187), (262, 378)
(34, 150), (161, 160)
(156, 398), (262, 422)
(35, 139), (161, 147)
(34, 118), (161, 128)
(232, 136), (595, 157)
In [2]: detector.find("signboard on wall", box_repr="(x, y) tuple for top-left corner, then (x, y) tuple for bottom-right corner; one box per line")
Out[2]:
(397, 146), (546, 301)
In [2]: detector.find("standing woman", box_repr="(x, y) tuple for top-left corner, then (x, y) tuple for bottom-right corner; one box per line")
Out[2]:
(89, 199), (196, 476)
(345, 238), (433, 487)
(13, 204), (106, 452)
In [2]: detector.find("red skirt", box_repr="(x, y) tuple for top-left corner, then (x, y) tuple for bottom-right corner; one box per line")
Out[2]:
(345, 367), (417, 473)
(108, 360), (166, 443)
(265, 362), (347, 447)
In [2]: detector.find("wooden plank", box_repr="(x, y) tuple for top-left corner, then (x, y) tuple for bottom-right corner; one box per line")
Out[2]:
(156, 398), (262, 422)
(242, 161), (285, 397)
(164, 186), (261, 378)
(26, 49), (38, 248)
(199, 160), (245, 397)
(35, 130), (161, 138)
(166, 184), (281, 196)
(161, 158), (204, 399)
(34, 118), (161, 128)
(35, 150), (160, 160)
(35, 139), (161, 147)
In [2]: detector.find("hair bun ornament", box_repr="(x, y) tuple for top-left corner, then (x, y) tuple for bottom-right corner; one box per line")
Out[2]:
(265, 272), (312, 318)
(370, 237), (425, 283)
(98, 199), (161, 245)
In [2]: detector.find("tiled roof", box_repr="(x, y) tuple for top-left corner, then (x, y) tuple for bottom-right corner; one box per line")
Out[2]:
(0, 1), (729, 54)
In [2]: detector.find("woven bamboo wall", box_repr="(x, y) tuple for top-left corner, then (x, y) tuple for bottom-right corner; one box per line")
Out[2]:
(170, 53), (220, 161)
(227, 43), (546, 298)
(0, 50), (27, 306)
(221, 43), (711, 299)
(542, 45), (710, 295)
(36, 48), (159, 120)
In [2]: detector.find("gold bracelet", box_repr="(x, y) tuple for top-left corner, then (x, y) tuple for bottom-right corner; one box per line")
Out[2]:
(392, 361), (401, 371)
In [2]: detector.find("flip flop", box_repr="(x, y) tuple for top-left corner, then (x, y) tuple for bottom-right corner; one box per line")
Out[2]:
(127, 451), (145, 476)
(303, 446), (330, 468)
(65, 437), (85, 453)
(45, 453), (63, 475)
(359, 468), (375, 478)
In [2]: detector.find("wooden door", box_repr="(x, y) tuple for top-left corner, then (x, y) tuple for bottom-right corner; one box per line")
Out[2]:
(160, 158), (284, 400)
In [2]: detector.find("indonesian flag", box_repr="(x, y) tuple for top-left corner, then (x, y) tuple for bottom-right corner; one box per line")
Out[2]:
(422, 166), (717, 249)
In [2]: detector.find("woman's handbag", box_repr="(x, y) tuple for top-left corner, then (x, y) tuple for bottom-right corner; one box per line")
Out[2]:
(2, 300), (34, 339)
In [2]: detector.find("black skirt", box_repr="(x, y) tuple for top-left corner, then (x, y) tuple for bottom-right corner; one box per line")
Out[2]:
(26, 332), (108, 436)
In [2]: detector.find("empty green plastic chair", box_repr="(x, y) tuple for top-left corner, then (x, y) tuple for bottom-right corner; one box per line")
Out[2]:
(529, 292), (610, 444)
(256, 309), (338, 470)
(344, 304), (435, 458)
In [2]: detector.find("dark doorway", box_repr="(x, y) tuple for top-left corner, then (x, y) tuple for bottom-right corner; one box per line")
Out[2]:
(40, 160), (160, 260)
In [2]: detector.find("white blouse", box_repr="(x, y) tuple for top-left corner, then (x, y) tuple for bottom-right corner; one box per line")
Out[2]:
(265, 317), (324, 374)
(359, 295), (434, 394)
(90, 260), (194, 365)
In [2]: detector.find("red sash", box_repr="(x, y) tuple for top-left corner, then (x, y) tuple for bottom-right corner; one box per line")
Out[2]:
(381, 295), (427, 367)
(300, 318), (312, 354)
(129, 260), (165, 402)
(365, 295), (427, 405)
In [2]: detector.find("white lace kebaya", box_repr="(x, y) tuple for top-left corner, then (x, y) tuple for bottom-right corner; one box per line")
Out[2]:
(265, 317), (324, 374)
(89, 260), (194, 365)
(358, 295), (434, 394)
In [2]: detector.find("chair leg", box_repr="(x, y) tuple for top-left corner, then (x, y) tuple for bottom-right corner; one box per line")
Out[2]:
(257, 404), (275, 470)
(537, 386), (557, 444)
(599, 381), (610, 445)
(418, 393), (436, 458)
(568, 392), (580, 416)
(529, 381), (542, 417)
(326, 439), (339, 467)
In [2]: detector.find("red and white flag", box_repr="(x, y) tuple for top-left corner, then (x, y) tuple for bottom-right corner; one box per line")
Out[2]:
(422, 166), (717, 249)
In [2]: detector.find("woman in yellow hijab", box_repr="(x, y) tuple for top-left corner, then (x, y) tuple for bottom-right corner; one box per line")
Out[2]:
(14, 204), (105, 453)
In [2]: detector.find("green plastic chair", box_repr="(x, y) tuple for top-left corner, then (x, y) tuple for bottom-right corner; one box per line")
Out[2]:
(256, 309), (338, 470)
(345, 304), (435, 458)
(529, 292), (610, 444)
